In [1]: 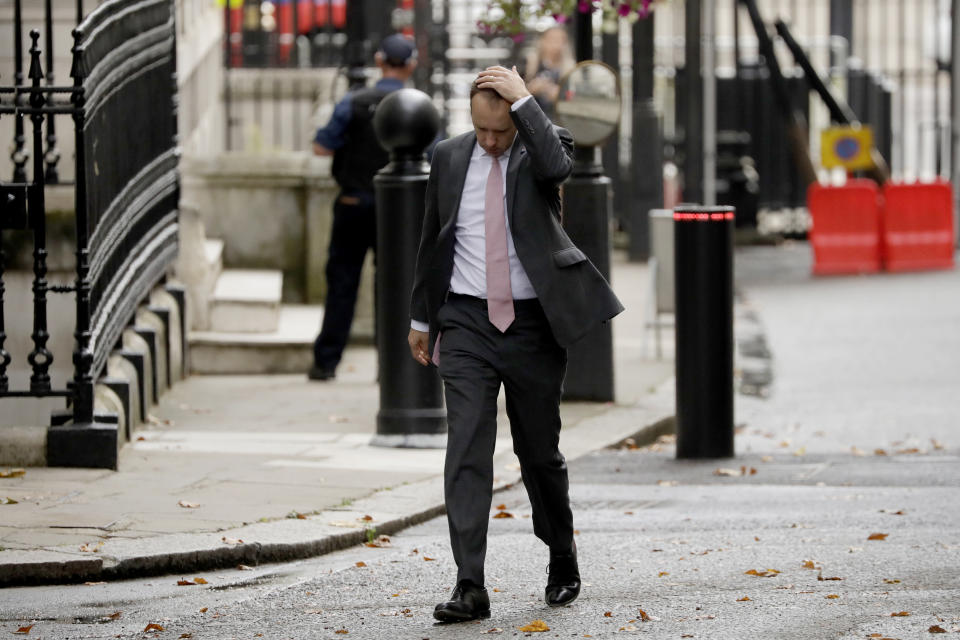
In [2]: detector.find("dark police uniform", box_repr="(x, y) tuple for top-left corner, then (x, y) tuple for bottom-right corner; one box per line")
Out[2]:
(311, 77), (404, 377)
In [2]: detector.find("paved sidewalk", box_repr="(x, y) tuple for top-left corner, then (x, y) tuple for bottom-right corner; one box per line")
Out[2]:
(0, 254), (675, 586)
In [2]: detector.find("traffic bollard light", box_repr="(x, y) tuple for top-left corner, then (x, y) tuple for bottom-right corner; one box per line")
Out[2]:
(673, 204), (735, 459)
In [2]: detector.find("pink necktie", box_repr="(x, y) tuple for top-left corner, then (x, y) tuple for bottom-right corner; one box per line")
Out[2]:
(485, 155), (514, 332)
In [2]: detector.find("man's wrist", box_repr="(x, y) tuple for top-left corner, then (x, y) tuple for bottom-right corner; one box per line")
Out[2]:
(510, 94), (532, 111)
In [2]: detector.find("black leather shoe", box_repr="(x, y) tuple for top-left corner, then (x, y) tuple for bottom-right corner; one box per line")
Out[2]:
(307, 365), (336, 381)
(545, 546), (581, 607)
(433, 580), (491, 623)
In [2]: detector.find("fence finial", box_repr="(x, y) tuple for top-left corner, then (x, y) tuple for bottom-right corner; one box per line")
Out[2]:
(28, 30), (44, 82)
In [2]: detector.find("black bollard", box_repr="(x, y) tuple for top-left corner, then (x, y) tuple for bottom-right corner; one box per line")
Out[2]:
(673, 204), (735, 459)
(370, 88), (445, 448)
(561, 147), (615, 402)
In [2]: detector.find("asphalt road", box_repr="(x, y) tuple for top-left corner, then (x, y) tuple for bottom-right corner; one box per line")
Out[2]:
(2, 245), (958, 639)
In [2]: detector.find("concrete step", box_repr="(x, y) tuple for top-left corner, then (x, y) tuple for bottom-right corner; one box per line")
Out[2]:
(209, 269), (282, 333)
(203, 238), (224, 291)
(189, 304), (322, 374)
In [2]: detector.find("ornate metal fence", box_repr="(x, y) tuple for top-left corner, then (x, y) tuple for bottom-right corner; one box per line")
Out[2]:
(0, 0), (179, 468)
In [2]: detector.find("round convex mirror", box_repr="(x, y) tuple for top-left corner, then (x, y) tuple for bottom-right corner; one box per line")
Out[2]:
(554, 61), (622, 147)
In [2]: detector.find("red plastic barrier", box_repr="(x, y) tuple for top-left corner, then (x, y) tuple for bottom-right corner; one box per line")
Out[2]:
(881, 181), (955, 272)
(807, 180), (883, 275)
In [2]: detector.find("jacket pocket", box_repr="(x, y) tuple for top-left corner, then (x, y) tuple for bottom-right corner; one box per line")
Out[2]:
(553, 246), (588, 267)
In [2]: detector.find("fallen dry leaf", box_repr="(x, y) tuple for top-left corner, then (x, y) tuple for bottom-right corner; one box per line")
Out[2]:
(144, 623), (164, 632)
(177, 577), (207, 586)
(179, 634), (193, 639)
(658, 571), (669, 577)
(83, 581), (107, 586)
(1, 497), (18, 505)
(178, 500), (200, 509)
(221, 537), (243, 545)
(825, 594), (840, 599)
(760, 455), (773, 462)
(890, 611), (911, 617)
(359, 515), (374, 522)
(518, 620), (550, 632)
(637, 609), (652, 622)
(355, 562), (366, 568)
(78, 542), (103, 553)
(714, 467), (741, 476)
(817, 571), (842, 581)
(14, 626), (32, 634)
(495, 504), (507, 510)
(480, 628), (503, 634)
(423, 556), (436, 561)
(851, 446), (868, 457)
(199, 608), (208, 613)
(929, 625), (947, 633)
(657, 480), (678, 487)
(745, 568), (781, 577)
(737, 596), (751, 602)
(334, 630), (349, 635)
(237, 565), (253, 571)
(868, 533), (889, 541)
(874, 448), (888, 456)
(604, 611), (613, 617)
(883, 578), (901, 584)
(931, 439), (944, 450)
(896, 447), (923, 455)
(107, 612), (121, 620)
(492, 511), (514, 519)
(0, 468), (26, 478)
(365, 535), (392, 548)
(802, 560), (817, 570)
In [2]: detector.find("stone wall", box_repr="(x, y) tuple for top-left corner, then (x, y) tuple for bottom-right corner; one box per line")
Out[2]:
(179, 152), (375, 340)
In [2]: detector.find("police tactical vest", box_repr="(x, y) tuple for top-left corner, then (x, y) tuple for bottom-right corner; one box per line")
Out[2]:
(331, 86), (391, 194)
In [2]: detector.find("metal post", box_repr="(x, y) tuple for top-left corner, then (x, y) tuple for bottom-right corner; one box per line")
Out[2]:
(953, 0), (959, 244)
(12, 0), (27, 183)
(43, 0), (59, 183)
(703, 0), (716, 205)
(344, 0), (367, 88)
(371, 88), (445, 447)
(601, 29), (623, 232)
(628, 11), (663, 262)
(413, 0), (431, 93)
(829, 0), (853, 69)
(562, 9), (616, 403)
(27, 32), (52, 394)
(224, 0), (232, 151)
(684, 0), (703, 202)
(69, 28), (94, 426)
(674, 205), (735, 459)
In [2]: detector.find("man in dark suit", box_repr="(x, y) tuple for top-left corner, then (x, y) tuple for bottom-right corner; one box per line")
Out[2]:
(408, 66), (623, 622)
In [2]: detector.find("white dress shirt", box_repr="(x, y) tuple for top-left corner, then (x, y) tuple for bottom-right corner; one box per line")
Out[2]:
(412, 96), (534, 333)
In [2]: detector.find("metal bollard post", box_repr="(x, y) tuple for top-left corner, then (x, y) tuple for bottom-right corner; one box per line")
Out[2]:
(673, 204), (735, 459)
(370, 88), (445, 448)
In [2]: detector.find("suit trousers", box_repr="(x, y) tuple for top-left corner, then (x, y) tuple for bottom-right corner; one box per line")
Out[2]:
(313, 195), (376, 370)
(436, 293), (574, 586)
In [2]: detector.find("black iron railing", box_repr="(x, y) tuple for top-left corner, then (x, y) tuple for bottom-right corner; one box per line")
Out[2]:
(0, 0), (179, 468)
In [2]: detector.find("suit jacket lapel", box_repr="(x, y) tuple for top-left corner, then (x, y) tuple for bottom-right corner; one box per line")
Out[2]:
(439, 133), (475, 228)
(505, 138), (524, 227)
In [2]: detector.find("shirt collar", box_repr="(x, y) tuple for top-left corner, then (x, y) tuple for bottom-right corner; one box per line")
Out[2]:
(375, 77), (405, 91)
(473, 134), (518, 162)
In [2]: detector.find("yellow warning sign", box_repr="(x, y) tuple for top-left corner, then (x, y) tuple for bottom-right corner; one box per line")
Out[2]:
(821, 126), (874, 170)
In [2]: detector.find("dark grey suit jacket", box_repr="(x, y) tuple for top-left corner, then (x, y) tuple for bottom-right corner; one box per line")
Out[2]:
(410, 98), (624, 356)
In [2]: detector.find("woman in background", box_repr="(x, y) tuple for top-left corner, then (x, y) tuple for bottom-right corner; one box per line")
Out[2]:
(522, 26), (575, 119)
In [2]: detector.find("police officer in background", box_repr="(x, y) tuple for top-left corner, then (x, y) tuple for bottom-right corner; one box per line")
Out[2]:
(309, 34), (417, 381)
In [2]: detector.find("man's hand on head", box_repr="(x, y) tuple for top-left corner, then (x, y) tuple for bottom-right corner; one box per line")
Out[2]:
(476, 66), (531, 104)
